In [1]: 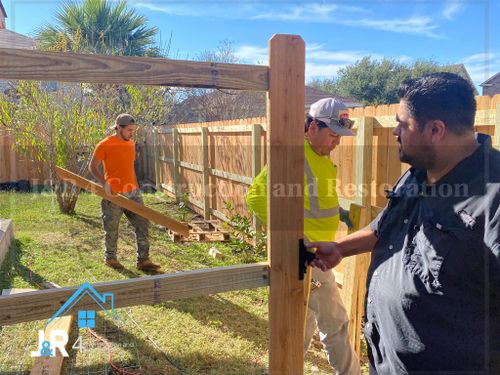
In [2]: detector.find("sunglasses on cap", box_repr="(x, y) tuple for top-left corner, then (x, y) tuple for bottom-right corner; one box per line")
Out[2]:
(316, 114), (354, 130)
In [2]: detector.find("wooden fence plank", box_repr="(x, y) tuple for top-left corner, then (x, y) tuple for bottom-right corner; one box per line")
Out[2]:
(0, 263), (268, 326)
(172, 128), (180, 201)
(201, 127), (210, 219)
(0, 48), (269, 91)
(494, 104), (500, 150)
(339, 205), (371, 357)
(267, 34), (305, 375)
(54, 166), (189, 236)
(355, 117), (374, 206)
(31, 282), (73, 375)
(0, 219), (13, 268)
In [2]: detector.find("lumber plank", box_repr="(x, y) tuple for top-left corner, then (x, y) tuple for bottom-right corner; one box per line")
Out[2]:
(355, 116), (374, 207)
(0, 219), (13, 267)
(339, 205), (371, 357)
(55, 166), (189, 237)
(0, 263), (269, 326)
(267, 34), (305, 374)
(31, 282), (73, 375)
(0, 48), (269, 91)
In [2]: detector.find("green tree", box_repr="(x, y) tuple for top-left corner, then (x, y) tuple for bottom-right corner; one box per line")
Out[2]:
(35, 0), (160, 56)
(0, 81), (110, 213)
(310, 57), (464, 105)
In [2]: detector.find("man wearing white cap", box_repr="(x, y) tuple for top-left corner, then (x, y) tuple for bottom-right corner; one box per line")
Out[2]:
(247, 98), (360, 374)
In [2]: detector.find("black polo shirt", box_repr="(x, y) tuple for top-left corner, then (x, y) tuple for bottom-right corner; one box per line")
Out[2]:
(366, 134), (500, 374)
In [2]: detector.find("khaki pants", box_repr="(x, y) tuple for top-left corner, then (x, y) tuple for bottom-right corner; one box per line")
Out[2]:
(101, 189), (150, 262)
(305, 267), (360, 375)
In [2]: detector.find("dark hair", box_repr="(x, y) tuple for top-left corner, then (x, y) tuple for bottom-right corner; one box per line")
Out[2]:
(397, 72), (476, 134)
(304, 115), (329, 132)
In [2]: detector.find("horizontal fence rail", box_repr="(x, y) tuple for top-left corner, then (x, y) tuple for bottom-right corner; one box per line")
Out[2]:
(0, 263), (269, 326)
(0, 48), (269, 91)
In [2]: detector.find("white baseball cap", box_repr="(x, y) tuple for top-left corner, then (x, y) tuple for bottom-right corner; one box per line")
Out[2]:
(309, 98), (355, 136)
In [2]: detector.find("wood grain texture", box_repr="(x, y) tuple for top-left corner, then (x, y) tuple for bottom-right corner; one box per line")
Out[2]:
(0, 263), (268, 326)
(54, 166), (189, 236)
(267, 34), (305, 374)
(0, 48), (269, 91)
(339, 204), (371, 357)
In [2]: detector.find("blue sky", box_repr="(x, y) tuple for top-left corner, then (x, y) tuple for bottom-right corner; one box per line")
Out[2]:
(3, 0), (499, 91)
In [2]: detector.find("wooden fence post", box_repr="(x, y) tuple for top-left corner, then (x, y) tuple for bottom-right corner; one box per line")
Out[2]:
(201, 127), (210, 219)
(251, 123), (262, 233)
(153, 128), (161, 191)
(355, 116), (374, 207)
(339, 205), (370, 356)
(268, 34), (305, 375)
(341, 116), (374, 357)
(172, 128), (180, 202)
(494, 103), (500, 150)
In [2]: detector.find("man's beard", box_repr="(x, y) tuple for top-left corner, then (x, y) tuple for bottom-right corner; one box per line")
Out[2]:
(398, 140), (435, 170)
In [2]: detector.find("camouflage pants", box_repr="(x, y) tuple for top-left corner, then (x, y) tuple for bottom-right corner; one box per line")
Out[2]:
(101, 189), (150, 262)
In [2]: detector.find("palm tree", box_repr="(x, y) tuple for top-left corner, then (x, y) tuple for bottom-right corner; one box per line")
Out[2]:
(35, 0), (160, 56)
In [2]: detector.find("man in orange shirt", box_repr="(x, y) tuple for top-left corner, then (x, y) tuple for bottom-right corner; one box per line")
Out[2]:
(89, 113), (161, 272)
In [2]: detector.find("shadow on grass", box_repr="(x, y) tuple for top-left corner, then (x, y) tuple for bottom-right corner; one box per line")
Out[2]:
(160, 295), (268, 351)
(59, 314), (267, 375)
(0, 239), (45, 290)
(73, 212), (102, 230)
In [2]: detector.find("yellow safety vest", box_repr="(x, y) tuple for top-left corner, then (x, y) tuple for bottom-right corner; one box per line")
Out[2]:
(246, 139), (340, 242)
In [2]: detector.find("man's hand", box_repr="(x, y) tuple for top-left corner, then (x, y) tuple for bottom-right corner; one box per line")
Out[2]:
(103, 182), (117, 197)
(306, 241), (343, 271)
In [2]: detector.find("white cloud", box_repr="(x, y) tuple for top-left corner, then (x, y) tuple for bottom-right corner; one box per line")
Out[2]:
(459, 52), (499, 86)
(344, 16), (441, 39)
(306, 63), (346, 78)
(235, 43), (413, 82)
(234, 45), (268, 64)
(135, 1), (258, 18)
(443, 1), (465, 20)
(136, 2), (437, 38)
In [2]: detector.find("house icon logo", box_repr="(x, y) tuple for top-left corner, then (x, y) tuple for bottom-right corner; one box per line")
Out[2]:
(47, 281), (123, 328)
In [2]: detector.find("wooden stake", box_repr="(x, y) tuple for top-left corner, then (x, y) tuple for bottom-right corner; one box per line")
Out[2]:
(54, 166), (189, 237)
(267, 34), (305, 374)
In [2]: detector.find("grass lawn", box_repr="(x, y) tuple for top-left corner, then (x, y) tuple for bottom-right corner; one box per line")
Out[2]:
(0, 191), (368, 374)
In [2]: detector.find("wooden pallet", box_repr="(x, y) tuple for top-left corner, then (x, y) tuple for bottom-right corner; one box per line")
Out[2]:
(167, 220), (230, 242)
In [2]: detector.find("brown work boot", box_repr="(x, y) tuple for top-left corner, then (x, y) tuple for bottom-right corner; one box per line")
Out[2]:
(105, 258), (124, 270)
(137, 259), (161, 271)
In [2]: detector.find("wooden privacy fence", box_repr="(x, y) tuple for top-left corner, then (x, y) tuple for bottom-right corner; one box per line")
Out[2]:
(149, 95), (500, 221)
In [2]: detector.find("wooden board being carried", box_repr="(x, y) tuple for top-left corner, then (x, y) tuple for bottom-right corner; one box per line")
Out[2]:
(55, 166), (189, 237)
(167, 220), (230, 242)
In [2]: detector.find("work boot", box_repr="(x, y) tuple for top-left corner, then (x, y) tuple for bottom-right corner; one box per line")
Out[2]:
(137, 259), (161, 271)
(105, 258), (124, 270)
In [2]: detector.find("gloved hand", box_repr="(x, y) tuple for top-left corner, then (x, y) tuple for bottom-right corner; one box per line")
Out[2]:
(339, 207), (353, 229)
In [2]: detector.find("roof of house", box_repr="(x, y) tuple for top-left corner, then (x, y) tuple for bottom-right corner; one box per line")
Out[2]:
(0, 1), (7, 18)
(305, 86), (362, 108)
(0, 29), (35, 49)
(444, 64), (479, 95)
(480, 72), (500, 86)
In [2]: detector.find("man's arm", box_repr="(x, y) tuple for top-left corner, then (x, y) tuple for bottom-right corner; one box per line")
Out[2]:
(89, 154), (105, 185)
(89, 154), (114, 196)
(307, 226), (378, 271)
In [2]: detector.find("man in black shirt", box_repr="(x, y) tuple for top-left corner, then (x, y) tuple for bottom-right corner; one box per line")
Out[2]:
(308, 72), (500, 374)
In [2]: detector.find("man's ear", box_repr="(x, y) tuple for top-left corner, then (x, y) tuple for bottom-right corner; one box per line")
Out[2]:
(308, 120), (318, 134)
(430, 120), (446, 141)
